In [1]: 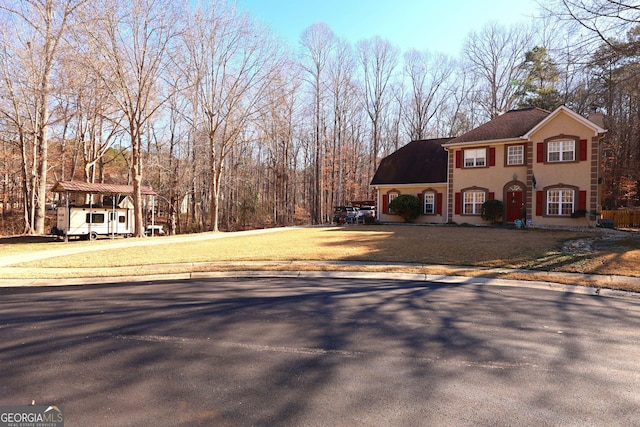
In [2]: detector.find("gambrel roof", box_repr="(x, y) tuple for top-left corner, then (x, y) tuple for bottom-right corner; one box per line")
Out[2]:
(371, 138), (451, 185)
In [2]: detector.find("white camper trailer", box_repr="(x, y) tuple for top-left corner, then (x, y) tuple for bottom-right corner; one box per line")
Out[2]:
(55, 205), (134, 240)
(51, 181), (157, 240)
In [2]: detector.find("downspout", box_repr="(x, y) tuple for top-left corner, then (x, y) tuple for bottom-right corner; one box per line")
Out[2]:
(151, 195), (155, 236)
(112, 195), (117, 240)
(64, 191), (69, 243)
(88, 193), (93, 238)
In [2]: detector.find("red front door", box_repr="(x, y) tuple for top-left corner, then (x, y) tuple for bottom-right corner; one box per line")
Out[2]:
(506, 191), (524, 222)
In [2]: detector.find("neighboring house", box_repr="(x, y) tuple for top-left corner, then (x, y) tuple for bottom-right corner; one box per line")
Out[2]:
(371, 106), (607, 227)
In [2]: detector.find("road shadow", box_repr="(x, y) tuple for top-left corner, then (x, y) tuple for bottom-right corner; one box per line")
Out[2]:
(0, 235), (59, 245)
(1, 278), (639, 425)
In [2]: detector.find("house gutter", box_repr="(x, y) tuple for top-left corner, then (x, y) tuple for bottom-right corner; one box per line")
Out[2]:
(371, 182), (448, 189)
(443, 137), (528, 148)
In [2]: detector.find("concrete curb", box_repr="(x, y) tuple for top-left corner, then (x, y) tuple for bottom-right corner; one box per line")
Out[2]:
(1, 267), (638, 300)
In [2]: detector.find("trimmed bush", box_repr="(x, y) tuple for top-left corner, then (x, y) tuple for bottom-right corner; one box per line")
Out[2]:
(481, 199), (504, 223)
(389, 194), (421, 222)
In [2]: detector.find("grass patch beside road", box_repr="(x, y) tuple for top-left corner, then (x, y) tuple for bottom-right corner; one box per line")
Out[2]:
(2, 225), (639, 292)
(12, 226), (583, 268)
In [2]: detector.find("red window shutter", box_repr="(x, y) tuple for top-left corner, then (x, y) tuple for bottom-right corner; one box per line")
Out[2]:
(579, 139), (588, 161)
(488, 192), (495, 200)
(382, 194), (389, 214)
(579, 190), (587, 210)
(417, 193), (423, 201)
(537, 142), (544, 163)
(417, 193), (424, 214)
(489, 147), (496, 166)
(536, 191), (543, 216)
(455, 192), (461, 214)
(436, 192), (443, 215)
(455, 150), (462, 168)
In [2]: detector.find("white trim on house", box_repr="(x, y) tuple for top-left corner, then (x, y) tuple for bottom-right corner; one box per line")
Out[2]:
(523, 106), (607, 139)
(443, 137), (527, 148)
(371, 182), (448, 190)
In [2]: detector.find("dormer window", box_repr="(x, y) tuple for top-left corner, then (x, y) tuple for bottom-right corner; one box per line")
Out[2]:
(464, 148), (486, 167)
(548, 140), (575, 162)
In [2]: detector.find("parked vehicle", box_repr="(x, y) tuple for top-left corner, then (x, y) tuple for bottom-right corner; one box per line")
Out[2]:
(52, 206), (133, 240)
(145, 225), (165, 236)
(359, 206), (376, 218)
(333, 206), (363, 224)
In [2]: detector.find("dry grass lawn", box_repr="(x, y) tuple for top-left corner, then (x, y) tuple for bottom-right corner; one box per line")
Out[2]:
(2, 225), (639, 291)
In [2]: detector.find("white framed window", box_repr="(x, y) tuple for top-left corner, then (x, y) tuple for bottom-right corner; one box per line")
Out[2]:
(388, 191), (399, 214)
(463, 191), (485, 215)
(464, 148), (486, 167)
(548, 140), (575, 162)
(507, 145), (524, 165)
(547, 189), (574, 216)
(423, 192), (435, 214)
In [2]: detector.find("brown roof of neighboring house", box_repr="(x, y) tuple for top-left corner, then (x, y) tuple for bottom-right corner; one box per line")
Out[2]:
(51, 181), (157, 196)
(446, 107), (550, 144)
(371, 138), (451, 186)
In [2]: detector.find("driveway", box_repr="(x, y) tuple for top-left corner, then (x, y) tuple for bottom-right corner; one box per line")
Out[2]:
(1, 277), (639, 426)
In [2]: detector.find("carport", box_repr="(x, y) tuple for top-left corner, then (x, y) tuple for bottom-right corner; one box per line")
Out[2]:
(51, 181), (157, 241)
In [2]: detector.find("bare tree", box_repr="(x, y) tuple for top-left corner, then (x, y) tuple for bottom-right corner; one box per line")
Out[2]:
(0, 0), (88, 234)
(300, 22), (335, 224)
(56, 58), (124, 184)
(463, 22), (533, 118)
(255, 60), (302, 226)
(326, 37), (360, 210)
(357, 36), (399, 175)
(403, 49), (454, 140)
(179, 1), (283, 232)
(549, 0), (640, 50)
(85, 0), (175, 236)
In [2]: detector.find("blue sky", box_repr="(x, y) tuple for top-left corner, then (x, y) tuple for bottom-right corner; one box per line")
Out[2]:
(236, 0), (541, 54)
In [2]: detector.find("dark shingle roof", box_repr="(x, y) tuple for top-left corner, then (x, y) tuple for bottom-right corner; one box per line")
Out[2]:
(371, 138), (451, 186)
(447, 107), (550, 144)
(51, 181), (157, 195)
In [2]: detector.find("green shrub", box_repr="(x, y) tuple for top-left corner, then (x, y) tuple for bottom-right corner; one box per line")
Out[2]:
(389, 194), (421, 222)
(481, 199), (504, 223)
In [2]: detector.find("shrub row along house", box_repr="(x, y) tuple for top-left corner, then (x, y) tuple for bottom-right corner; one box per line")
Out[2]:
(371, 106), (607, 227)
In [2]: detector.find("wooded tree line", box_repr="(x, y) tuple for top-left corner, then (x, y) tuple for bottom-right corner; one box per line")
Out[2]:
(0, 0), (638, 235)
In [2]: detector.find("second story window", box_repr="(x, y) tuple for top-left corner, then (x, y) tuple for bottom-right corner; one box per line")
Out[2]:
(507, 145), (524, 165)
(548, 140), (575, 162)
(464, 148), (486, 167)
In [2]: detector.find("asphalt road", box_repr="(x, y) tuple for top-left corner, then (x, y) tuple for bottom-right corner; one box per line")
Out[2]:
(1, 277), (639, 426)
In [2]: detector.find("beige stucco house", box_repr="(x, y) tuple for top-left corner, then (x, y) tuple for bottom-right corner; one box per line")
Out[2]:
(371, 106), (607, 227)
